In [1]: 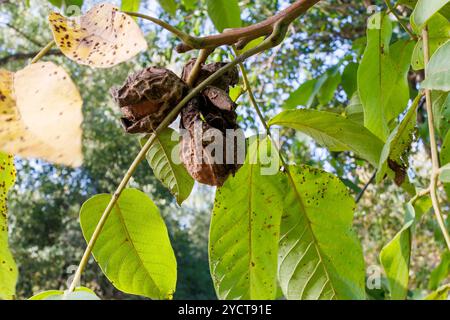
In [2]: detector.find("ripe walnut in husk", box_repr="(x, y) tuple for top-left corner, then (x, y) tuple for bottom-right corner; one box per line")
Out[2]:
(111, 67), (187, 134)
(180, 61), (243, 187)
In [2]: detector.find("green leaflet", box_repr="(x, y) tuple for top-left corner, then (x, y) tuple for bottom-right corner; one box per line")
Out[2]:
(422, 40), (450, 91)
(181, 0), (196, 11)
(157, 0), (177, 16)
(0, 152), (18, 300)
(269, 109), (384, 167)
(376, 95), (420, 185)
(345, 93), (364, 125)
(283, 77), (326, 109)
(424, 284), (450, 300)
(441, 131), (450, 198)
(121, 0), (141, 13)
(48, 0), (83, 9)
(29, 287), (99, 300)
(278, 165), (365, 300)
(440, 163), (450, 183)
(341, 62), (359, 97)
(432, 91), (450, 138)
(358, 13), (414, 141)
(209, 138), (286, 300)
(411, 0), (450, 32)
(140, 128), (194, 205)
(380, 192), (431, 300)
(80, 188), (177, 300)
(380, 205), (413, 300)
(317, 67), (341, 105)
(206, 0), (242, 32)
(411, 13), (450, 71)
(428, 252), (450, 290)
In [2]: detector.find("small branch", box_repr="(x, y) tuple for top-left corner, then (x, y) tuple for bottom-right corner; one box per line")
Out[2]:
(422, 27), (450, 251)
(127, 0), (320, 53)
(186, 48), (212, 87)
(67, 23), (289, 293)
(30, 41), (55, 64)
(355, 171), (377, 204)
(385, 0), (417, 40)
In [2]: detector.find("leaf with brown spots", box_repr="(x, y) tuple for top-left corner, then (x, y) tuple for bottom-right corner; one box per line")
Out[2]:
(0, 152), (18, 300)
(0, 62), (83, 166)
(48, 3), (147, 68)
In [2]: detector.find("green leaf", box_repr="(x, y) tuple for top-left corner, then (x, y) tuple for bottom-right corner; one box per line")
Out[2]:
(29, 287), (100, 300)
(432, 91), (450, 138)
(318, 67), (341, 105)
(157, 0), (177, 16)
(380, 191), (431, 300)
(345, 93), (364, 125)
(206, 0), (242, 32)
(411, 0), (450, 32)
(80, 188), (177, 300)
(376, 95), (420, 185)
(380, 203), (414, 300)
(284, 77), (325, 109)
(209, 138), (286, 300)
(341, 62), (359, 97)
(398, 0), (417, 8)
(121, 0), (141, 12)
(48, 0), (83, 9)
(424, 284), (450, 300)
(440, 163), (450, 183)
(140, 129), (194, 205)
(269, 109), (384, 167)
(422, 40), (450, 91)
(440, 130), (450, 198)
(428, 252), (450, 290)
(0, 152), (17, 300)
(278, 165), (366, 300)
(358, 13), (414, 141)
(181, 0), (196, 11)
(411, 13), (450, 71)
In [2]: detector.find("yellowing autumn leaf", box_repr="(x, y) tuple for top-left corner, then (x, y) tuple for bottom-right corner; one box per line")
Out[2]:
(48, 3), (148, 68)
(0, 62), (83, 167)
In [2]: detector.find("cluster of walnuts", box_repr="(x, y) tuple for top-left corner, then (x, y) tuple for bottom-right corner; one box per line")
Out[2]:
(111, 60), (242, 186)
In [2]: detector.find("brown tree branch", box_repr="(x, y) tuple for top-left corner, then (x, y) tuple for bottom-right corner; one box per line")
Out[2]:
(128, 0), (321, 53)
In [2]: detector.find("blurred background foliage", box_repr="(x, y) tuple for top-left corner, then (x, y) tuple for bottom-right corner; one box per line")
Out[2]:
(0, 0), (448, 299)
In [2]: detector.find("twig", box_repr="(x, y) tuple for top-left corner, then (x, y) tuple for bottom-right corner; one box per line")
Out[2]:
(30, 41), (55, 64)
(67, 22), (290, 293)
(385, 0), (417, 40)
(422, 27), (450, 251)
(356, 171), (377, 204)
(186, 49), (212, 87)
(127, 0), (320, 53)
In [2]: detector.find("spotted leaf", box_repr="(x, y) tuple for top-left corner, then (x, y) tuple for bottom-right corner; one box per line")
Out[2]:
(48, 3), (147, 68)
(0, 62), (83, 166)
(0, 152), (18, 300)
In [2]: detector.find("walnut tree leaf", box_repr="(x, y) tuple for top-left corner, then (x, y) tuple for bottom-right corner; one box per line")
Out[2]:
(48, 3), (147, 68)
(0, 62), (83, 167)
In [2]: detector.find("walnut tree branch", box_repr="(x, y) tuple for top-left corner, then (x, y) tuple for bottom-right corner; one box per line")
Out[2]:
(126, 0), (320, 53)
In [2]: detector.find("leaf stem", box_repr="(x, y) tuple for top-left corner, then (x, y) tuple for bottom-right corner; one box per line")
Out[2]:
(422, 27), (450, 251)
(67, 23), (289, 293)
(30, 41), (55, 64)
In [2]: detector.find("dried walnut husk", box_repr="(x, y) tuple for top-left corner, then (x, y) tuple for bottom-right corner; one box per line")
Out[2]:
(111, 67), (187, 134)
(180, 61), (242, 186)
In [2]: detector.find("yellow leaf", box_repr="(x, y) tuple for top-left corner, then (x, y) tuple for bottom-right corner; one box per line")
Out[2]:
(48, 3), (147, 68)
(0, 62), (83, 167)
